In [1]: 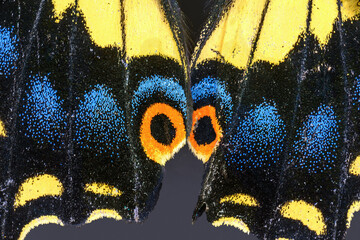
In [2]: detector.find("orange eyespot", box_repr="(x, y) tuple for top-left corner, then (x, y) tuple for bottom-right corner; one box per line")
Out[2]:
(189, 105), (222, 163)
(140, 103), (186, 166)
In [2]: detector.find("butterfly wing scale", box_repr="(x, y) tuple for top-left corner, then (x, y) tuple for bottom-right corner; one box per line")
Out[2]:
(0, 0), (188, 239)
(190, 1), (360, 239)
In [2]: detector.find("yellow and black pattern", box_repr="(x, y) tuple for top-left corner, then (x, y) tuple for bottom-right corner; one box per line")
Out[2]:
(190, 0), (360, 239)
(0, 0), (188, 239)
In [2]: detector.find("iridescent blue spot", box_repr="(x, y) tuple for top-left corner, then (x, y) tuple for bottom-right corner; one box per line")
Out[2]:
(291, 104), (339, 173)
(21, 75), (66, 148)
(226, 101), (285, 171)
(0, 26), (18, 78)
(191, 77), (233, 124)
(131, 75), (187, 118)
(75, 85), (127, 157)
(352, 76), (360, 111)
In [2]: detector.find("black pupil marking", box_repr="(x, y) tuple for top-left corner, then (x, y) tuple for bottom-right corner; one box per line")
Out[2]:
(150, 114), (176, 145)
(194, 116), (216, 145)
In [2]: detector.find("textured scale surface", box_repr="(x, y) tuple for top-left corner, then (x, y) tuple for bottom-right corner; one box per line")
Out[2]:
(189, 0), (360, 239)
(2, 0), (360, 239)
(0, 0), (188, 239)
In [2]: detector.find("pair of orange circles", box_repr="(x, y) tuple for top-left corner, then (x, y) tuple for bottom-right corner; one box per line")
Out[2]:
(189, 105), (222, 163)
(140, 103), (186, 166)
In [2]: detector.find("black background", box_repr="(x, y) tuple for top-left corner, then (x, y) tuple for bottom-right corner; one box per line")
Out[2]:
(27, 1), (360, 239)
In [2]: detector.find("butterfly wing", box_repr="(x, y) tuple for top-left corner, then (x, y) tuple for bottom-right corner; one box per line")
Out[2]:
(0, 0), (188, 239)
(190, 0), (360, 239)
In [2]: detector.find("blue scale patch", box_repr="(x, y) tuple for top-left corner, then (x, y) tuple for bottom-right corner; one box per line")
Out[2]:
(352, 75), (360, 111)
(290, 104), (339, 173)
(21, 75), (66, 149)
(131, 75), (187, 118)
(21, 77), (127, 155)
(191, 77), (233, 124)
(0, 26), (18, 78)
(75, 85), (127, 157)
(226, 101), (285, 171)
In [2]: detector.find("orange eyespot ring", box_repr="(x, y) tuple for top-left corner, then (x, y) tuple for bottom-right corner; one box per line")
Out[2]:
(189, 105), (222, 163)
(140, 103), (186, 166)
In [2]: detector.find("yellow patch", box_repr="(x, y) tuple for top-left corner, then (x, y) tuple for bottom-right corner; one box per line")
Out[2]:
(53, 0), (184, 65)
(188, 105), (222, 163)
(280, 200), (326, 235)
(212, 217), (250, 234)
(311, 0), (359, 45)
(310, 0), (338, 46)
(124, 0), (182, 63)
(14, 174), (63, 209)
(52, 0), (73, 19)
(253, 0), (308, 65)
(84, 183), (122, 197)
(53, 0), (122, 48)
(0, 120), (7, 137)
(341, 0), (360, 20)
(349, 156), (360, 176)
(86, 209), (122, 224)
(220, 193), (259, 207)
(195, 0), (360, 68)
(19, 215), (64, 240)
(140, 103), (186, 166)
(78, 0), (122, 48)
(346, 201), (360, 229)
(195, 0), (267, 70)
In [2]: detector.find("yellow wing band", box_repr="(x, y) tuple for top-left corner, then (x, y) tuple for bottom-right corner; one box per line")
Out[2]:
(19, 215), (64, 240)
(341, 0), (360, 20)
(347, 201), (360, 229)
(14, 174), (63, 209)
(86, 209), (122, 224)
(195, 0), (267, 69)
(195, 0), (360, 67)
(349, 155), (360, 176)
(0, 120), (7, 137)
(84, 183), (122, 197)
(310, 0), (338, 46)
(212, 217), (250, 234)
(252, 0), (309, 65)
(53, 0), (122, 48)
(280, 200), (326, 235)
(52, 0), (73, 18)
(52, 0), (183, 64)
(124, 0), (182, 63)
(220, 193), (259, 207)
(78, 0), (122, 48)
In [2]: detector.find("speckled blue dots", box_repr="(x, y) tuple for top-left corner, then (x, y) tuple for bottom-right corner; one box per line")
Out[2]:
(352, 75), (360, 111)
(74, 85), (127, 157)
(226, 101), (285, 171)
(0, 26), (18, 78)
(131, 75), (187, 119)
(191, 77), (233, 124)
(20, 75), (66, 149)
(290, 104), (339, 173)
(21, 77), (127, 155)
